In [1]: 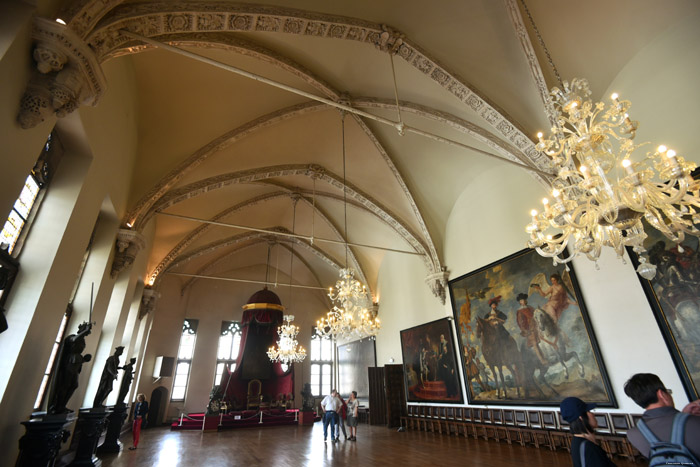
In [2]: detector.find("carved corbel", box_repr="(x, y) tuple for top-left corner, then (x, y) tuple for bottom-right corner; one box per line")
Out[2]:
(138, 286), (160, 318)
(17, 17), (106, 129)
(111, 229), (146, 278)
(373, 25), (405, 54)
(425, 268), (450, 305)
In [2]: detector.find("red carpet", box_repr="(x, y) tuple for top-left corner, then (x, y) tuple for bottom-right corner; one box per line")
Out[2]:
(171, 409), (320, 431)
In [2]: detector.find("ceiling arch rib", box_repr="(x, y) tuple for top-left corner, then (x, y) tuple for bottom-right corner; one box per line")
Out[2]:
(177, 238), (332, 302)
(81, 2), (547, 171)
(107, 33), (341, 99)
(126, 101), (325, 226)
(142, 164), (430, 262)
(127, 97), (529, 270)
(167, 228), (340, 295)
(150, 189), (372, 289)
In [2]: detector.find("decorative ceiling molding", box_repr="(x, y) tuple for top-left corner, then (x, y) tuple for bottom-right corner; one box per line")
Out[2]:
(125, 101), (324, 226)
(167, 228), (342, 293)
(126, 96), (535, 276)
(79, 2), (543, 168)
(105, 33), (341, 99)
(139, 164), (430, 262)
(149, 189), (370, 288)
(503, 0), (558, 128)
(178, 237), (331, 303)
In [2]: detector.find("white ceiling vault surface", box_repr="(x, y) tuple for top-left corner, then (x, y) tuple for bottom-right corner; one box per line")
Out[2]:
(49, 0), (697, 304)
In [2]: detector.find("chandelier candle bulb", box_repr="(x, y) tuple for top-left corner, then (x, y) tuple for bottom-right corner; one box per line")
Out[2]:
(621, 159), (635, 176)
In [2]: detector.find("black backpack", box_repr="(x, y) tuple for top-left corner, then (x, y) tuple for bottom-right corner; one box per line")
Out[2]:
(637, 412), (700, 467)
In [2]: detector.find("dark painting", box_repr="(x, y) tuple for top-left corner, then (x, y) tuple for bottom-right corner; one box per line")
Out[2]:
(627, 226), (700, 400)
(448, 248), (616, 406)
(400, 318), (463, 403)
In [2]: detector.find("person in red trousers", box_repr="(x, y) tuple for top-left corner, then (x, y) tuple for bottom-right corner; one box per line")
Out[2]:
(130, 394), (149, 450)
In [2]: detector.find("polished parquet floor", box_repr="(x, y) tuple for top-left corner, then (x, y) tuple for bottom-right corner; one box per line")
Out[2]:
(100, 423), (640, 467)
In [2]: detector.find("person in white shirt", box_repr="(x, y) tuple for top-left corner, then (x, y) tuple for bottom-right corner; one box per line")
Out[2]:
(320, 389), (341, 442)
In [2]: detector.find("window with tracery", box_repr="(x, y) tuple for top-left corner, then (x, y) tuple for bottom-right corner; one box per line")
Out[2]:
(172, 319), (198, 401)
(214, 321), (241, 386)
(310, 327), (333, 397)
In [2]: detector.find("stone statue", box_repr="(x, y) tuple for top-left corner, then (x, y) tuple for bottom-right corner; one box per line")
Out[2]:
(47, 321), (93, 414)
(93, 346), (124, 408)
(116, 357), (136, 407)
(301, 383), (314, 412)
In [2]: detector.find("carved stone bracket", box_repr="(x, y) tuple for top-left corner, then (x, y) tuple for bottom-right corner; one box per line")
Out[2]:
(138, 286), (160, 318)
(111, 229), (146, 277)
(17, 17), (107, 129)
(373, 24), (404, 54)
(425, 268), (450, 305)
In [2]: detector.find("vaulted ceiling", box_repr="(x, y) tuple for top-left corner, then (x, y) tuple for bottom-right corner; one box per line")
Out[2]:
(39, 0), (698, 305)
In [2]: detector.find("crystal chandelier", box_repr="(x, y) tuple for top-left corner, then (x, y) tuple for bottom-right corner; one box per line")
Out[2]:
(317, 113), (381, 340)
(317, 268), (380, 340)
(526, 78), (700, 279)
(267, 314), (306, 364)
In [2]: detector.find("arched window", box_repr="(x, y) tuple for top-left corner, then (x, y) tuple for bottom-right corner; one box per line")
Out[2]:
(172, 319), (198, 401)
(310, 327), (333, 396)
(1, 133), (56, 256)
(214, 321), (241, 385)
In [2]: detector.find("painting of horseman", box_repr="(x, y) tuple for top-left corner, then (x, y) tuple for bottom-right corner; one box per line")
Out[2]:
(627, 225), (700, 401)
(448, 248), (616, 406)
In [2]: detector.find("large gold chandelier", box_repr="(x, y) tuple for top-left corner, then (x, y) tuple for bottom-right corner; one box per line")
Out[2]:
(526, 78), (700, 279)
(267, 314), (306, 364)
(316, 113), (381, 340)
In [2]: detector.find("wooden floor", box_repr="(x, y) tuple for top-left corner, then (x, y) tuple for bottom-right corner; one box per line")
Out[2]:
(101, 423), (640, 466)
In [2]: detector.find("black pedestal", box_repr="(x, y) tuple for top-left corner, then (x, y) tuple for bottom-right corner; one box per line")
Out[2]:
(96, 404), (128, 454)
(17, 413), (75, 467)
(68, 408), (110, 467)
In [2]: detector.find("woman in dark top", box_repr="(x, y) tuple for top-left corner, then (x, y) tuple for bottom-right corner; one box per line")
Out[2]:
(560, 397), (616, 467)
(130, 394), (149, 450)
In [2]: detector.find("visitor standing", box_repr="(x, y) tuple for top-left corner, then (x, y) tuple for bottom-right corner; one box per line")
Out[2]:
(624, 373), (700, 463)
(320, 389), (341, 442)
(346, 391), (359, 441)
(129, 394), (149, 450)
(560, 397), (616, 467)
(335, 393), (348, 440)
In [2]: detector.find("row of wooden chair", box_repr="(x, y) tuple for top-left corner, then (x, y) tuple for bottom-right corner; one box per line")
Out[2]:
(400, 405), (642, 462)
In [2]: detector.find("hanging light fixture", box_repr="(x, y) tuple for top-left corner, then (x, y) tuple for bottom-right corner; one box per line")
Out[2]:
(267, 314), (306, 364)
(268, 198), (306, 364)
(317, 113), (380, 340)
(520, 1), (700, 280)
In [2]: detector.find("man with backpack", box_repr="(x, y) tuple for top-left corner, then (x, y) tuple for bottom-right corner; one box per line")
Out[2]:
(623, 373), (700, 465)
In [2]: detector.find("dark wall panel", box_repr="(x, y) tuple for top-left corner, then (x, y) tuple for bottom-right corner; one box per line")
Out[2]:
(337, 339), (376, 399)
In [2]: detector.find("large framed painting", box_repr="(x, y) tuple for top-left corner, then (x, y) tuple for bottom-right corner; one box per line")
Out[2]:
(626, 224), (700, 401)
(448, 248), (616, 406)
(400, 318), (464, 404)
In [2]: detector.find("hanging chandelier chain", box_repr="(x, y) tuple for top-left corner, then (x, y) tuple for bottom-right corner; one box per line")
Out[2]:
(311, 177), (316, 245)
(518, 0), (564, 89)
(389, 54), (405, 133)
(341, 112), (349, 269)
(289, 198), (297, 308)
(265, 242), (272, 283)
